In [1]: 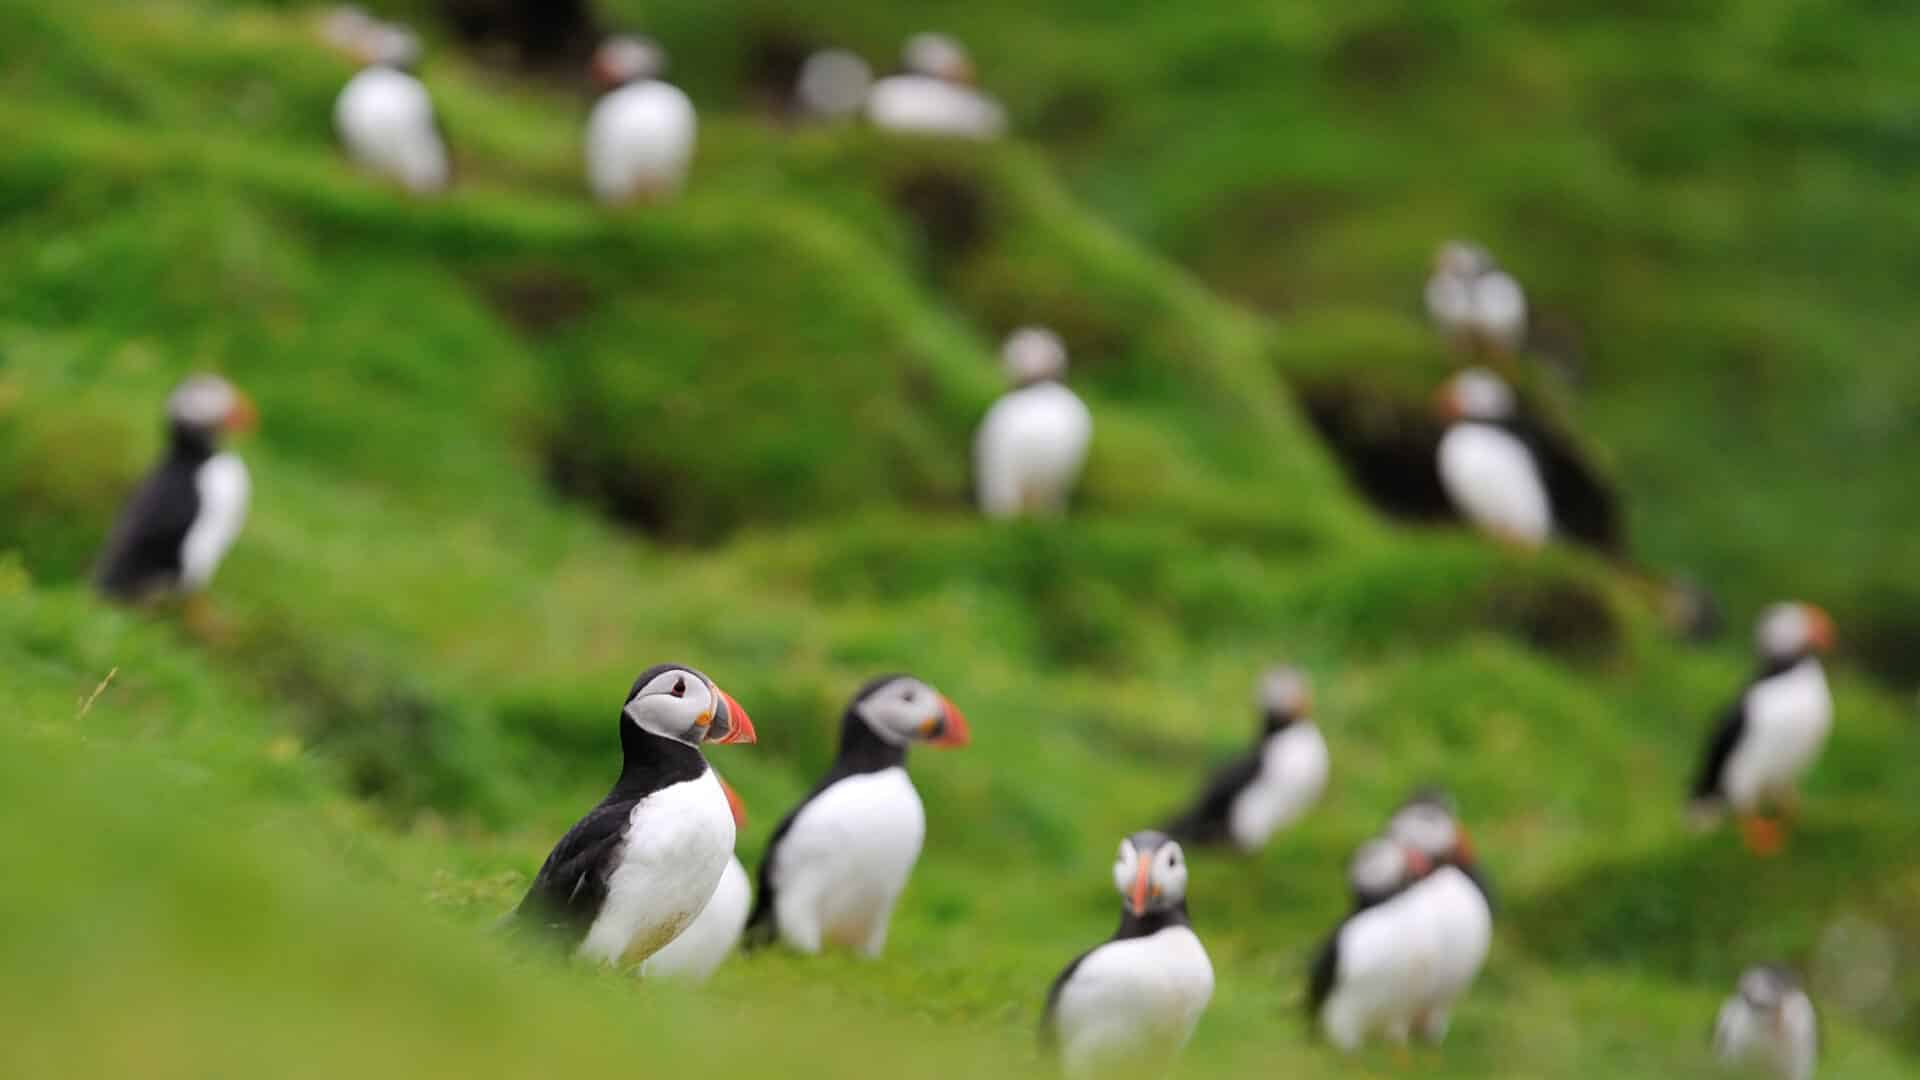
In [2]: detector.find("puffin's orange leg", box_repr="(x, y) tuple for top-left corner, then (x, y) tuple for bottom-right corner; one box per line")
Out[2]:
(1740, 815), (1785, 857)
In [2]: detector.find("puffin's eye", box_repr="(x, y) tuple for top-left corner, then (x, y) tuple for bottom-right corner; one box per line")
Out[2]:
(902, 689), (917, 703)
(671, 677), (687, 698)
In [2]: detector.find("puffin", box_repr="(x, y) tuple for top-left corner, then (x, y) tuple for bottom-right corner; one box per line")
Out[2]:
(95, 374), (256, 607)
(1425, 241), (1527, 358)
(333, 23), (450, 194)
(1307, 836), (1434, 1050)
(1385, 790), (1495, 1045)
(865, 33), (1006, 139)
(744, 674), (969, 956)
(1041, 831), (1214, 1077)
(1433, 367), (1623, 553)
(318, 5), (374, 57)
(1689, 603), (1835, 856)
(973, 326), (1093, 519)
(1713, 965), (1818, 1080)
(584, 36), (697, 205)
(794, 48), (874, 122)
(511, 665), (755, 966)
(639, 776), (752, 981)
(1163, 666), (1330, 853)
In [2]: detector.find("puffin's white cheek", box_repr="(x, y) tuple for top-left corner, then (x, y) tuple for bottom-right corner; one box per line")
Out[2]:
(1112, 861), (1133, 895)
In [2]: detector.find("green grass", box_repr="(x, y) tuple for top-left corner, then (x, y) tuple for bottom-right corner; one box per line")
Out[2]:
(3, 1), (1918, 1076)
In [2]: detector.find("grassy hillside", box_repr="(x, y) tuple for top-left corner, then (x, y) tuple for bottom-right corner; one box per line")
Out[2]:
(3, 1), (1917, 1077)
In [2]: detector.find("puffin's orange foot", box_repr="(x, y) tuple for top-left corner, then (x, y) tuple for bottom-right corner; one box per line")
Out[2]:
(1741, 815), (1786, 857)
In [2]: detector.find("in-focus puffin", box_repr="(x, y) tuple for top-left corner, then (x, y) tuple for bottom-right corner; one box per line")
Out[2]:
(1690, 603), (1835, 856)
(584, 35), (697, 205)
(333, 23), (450, 194)
(1425, 241), (1527, 358)
(974, 326), (1093, 519)
(1163, 666), (1329, 853)
(1714, 965), (1818, 1080)
(1041, 831), (1214, 1077)
(865, 32), (1006, 139)
(640, 776), (752, 981)
(794, 48), (873, 122)
(1386, 790), (1494, 1044)
(512, 665), (755, 966)
(1307, 836), (1433, 1049)
(1433, 367), (1623, 553)
(95, 374), (256, 607)
(744, 675), (969, 956)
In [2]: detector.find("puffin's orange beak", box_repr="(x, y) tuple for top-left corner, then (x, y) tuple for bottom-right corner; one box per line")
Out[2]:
(1128, 856), (1152, 917)
(929, 696), (970, 748)
(1454, 826), (1478, 866)
(1406, 846), (1433, 877)
(223, 392), (258, 434)
(708, 686), (756, 745)
(1803, 606), (1835, 653)
(719, 777), (747, 830)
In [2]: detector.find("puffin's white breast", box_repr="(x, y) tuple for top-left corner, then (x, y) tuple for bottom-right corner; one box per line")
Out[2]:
(1226, 723), (1329, 851)
(1318, 893), (1431, 1049)
(1714, 992), (1818, 1080)
(1724, 660), (1832, 811)
(1054, 926), (1213, 1077)
(973, 382), (1093, 518)
(1408, 866), (1492, 1010)
(334, 67), (448, 193)
(865, 75), (1005, 139)
(585, 80), (698, 203)
(1437, 422), (1551, 546)
(640, 853), (750, 981)
(772, 766), (925, 948)
(579, 768), (735, 966)
(181, 452), (249, 590)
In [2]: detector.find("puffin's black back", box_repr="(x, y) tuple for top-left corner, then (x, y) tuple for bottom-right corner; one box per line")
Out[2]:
(95, 434), (211, 600)
(1506, 414), (1625, 556)
(1689, 656), (1802, 805)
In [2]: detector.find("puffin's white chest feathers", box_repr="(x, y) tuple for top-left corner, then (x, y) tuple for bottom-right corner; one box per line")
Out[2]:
(181, 452), (249, 590)
(1227, 723), (1329, 851)
(1053, 927), (1214, 1076)
(771, 766), (925, 954)
(579, 768), (735, 966)
(585, 80), (698, 203)
(865, 75), (1005, 139)
(1714, 992), (1818, 1080)
(974, 382), (1093, 518)
(1725, 660), (1832, 810)
(1319, 892), (1430, 1048)
(640, 854), (750, 981)
(334, 66), (448, 193)
(1438, 422), (1551, 546)
(1406, 866), (1492, 1010)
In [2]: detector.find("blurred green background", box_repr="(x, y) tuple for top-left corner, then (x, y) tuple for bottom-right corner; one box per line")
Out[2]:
(3, 1), (1917, 1076)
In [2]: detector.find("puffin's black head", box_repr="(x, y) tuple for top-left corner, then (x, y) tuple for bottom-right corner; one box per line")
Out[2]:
(591, 35), (666, 91)
(1347, 835), (1429, 909)
(623, 663), (755, 748)
(1113, 830), (1187, 917)
(1256, 665), (1312, 733)
(1736, 965), (1800, 1013)
(1433, 367), (1516, 423)
(167, 374), (256, 454)
(1387, 788), (1477, 868)
(846, 673), (970, 749)
(1755, 603), (1834, 667)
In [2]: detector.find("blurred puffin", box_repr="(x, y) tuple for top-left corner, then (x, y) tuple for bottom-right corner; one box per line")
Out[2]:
(584, 36), (697, 205)
(866, 32), (1005, 139)
(1041, 831), (1214, 1077)
(744, 675), (969, 956)
(1690, 603), (1835, 856)
(1164, 666), (1329, 852)
(95, 374), (256, 609)
(1714, 965), (1818, 1080)
(639, 776), (753, 981)
(1307, 836), (1433, 1049)
(333, 22), (450, 194)
(511, 665), (755, 966)
(1433, 367), (1623, 554)
(974, 327), (1093, 518)
(1386, 790), (1494, 1044)
(1425, 241), (1527, 358)
(794, 48), (874, 122)
(318, 5), (374, 57)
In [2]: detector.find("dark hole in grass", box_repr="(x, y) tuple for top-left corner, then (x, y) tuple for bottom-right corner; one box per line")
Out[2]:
(438, 0), (599, 71)
(477, 268), (599, 337)
(743, 29), (816, 118)
(893, 167), (991, 270)
(1483, 575), (1622, 662)
(1295, 376), (1455, 521)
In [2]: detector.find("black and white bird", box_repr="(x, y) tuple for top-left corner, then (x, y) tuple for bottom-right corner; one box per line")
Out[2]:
(1042, 831), (1214, 1077)
(333, 22), (450, 194)
(1385, 791), (1494, 1045)
(974, 327), (1093, 519)
(1307, 836), (1433, 1050)
(744, 675), (969, 956)
(1425, 241), (1527, 358)
(1690, 603), (1835, 856)
(1433, 367), (1623, 553)
(794, 48), (874, 122)
(866, 32), (1005, 139)
(1714, 965), (1818, 1080)
(95, 375), (255, 605)
(639, 776), (752, 981)
(584, 35), (697, 205)
(1163, 666), (1329, 853)
(512, 665), (755, 966)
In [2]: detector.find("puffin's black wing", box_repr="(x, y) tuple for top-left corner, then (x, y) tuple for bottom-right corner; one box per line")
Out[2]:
(511, 798), (634, 945)
(1512, 416), (1624, 556)
(94, 459), (199, 600)
(1691, 694), (1749, 804)
(1163, 751), (1262, 847)
(1039, 946), (1097, 1052)
(743, 798), (807, 948)
(1305, 926), (1342, 1034)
